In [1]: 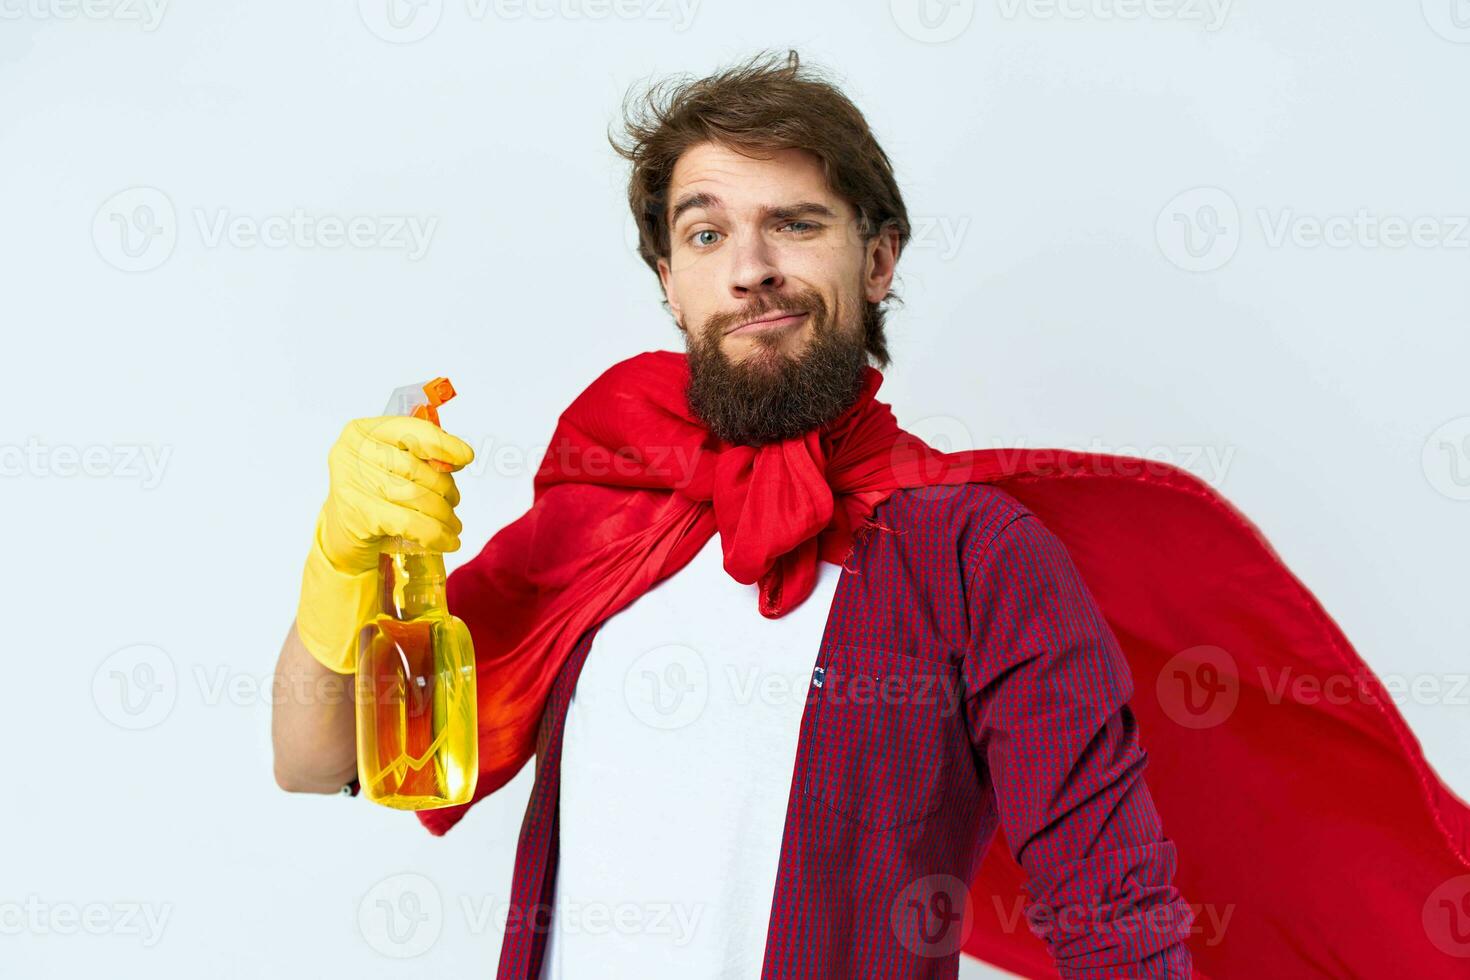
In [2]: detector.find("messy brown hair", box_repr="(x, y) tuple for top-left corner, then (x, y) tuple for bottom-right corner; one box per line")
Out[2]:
(609, 49), (910, 368)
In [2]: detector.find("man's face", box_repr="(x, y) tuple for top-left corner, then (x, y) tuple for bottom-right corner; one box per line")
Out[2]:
(656, 141), (899, 446)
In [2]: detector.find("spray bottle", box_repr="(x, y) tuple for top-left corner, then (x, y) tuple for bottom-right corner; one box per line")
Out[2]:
(355, 377), (479, 810)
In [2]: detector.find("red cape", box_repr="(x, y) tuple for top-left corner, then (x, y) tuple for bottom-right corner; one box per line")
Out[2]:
(425, 351), (1470, 976)
(956, 448), (1470, 976)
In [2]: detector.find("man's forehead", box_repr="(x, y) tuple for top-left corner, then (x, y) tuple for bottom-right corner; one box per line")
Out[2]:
(666, 143), (840, 222)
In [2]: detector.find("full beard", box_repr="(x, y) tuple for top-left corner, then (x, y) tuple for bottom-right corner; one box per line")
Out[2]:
(683, 285), (870, 447)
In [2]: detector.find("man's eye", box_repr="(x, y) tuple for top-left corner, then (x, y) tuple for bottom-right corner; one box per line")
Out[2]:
(687, 223), (817, 247)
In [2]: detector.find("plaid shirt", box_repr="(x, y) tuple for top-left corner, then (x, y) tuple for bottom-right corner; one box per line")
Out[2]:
(487, 482), (1193, 978)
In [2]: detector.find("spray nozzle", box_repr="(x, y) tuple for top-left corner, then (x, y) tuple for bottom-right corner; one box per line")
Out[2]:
(384, 377), (459, 471)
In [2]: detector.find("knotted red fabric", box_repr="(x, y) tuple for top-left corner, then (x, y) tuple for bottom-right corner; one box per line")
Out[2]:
(420, 349), (1470, 976)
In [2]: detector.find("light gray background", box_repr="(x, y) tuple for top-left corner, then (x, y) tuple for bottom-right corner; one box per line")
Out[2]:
(3, 1), (1468, 976)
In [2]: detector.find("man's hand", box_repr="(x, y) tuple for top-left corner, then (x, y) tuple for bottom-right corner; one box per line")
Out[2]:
(295, 415), (475, 674)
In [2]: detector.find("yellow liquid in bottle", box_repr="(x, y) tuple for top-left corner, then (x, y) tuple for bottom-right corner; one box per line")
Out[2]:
(355, 547), (478, 810)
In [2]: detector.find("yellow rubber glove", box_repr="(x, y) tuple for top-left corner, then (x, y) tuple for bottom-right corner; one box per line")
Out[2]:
(296, 415), (475, 673)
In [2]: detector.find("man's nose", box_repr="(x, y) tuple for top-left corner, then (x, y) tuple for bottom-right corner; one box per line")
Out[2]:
(727, 232), (784, 297)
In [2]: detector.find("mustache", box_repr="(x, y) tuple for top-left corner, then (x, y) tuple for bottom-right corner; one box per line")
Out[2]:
(704, 289), (828, 337)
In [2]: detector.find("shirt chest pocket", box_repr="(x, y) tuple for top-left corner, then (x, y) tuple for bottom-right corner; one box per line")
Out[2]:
(800, 645), (965, 831)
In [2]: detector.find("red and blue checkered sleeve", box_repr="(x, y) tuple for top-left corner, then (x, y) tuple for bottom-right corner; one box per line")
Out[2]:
(963, 512), (1194, 978)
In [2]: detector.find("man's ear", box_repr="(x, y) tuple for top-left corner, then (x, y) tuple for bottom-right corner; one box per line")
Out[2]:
(863, 226), (901, 304)
(657, 257), (685, 332)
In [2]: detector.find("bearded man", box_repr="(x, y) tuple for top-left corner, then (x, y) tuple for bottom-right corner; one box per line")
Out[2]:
(274, 50), (1470, 980)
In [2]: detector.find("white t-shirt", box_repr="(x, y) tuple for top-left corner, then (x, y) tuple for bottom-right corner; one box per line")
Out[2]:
(537, 532), (842, 978)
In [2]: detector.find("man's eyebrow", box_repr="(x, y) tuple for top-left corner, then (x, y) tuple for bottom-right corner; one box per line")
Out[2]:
(669, 192), (719, 229)
(668, 194), (838, 230)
